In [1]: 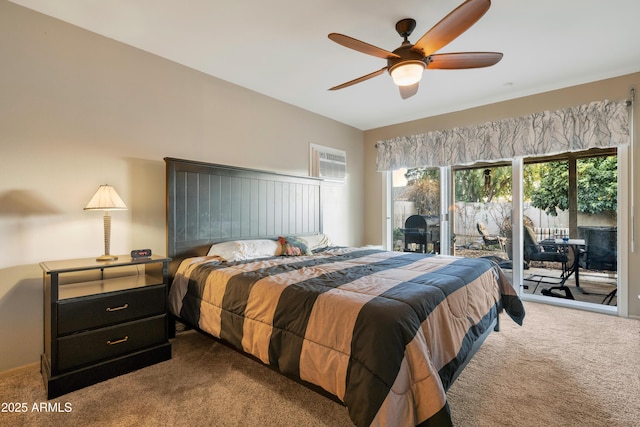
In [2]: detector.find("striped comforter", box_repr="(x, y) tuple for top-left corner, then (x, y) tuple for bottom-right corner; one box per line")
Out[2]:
(169, 247), (524, 427)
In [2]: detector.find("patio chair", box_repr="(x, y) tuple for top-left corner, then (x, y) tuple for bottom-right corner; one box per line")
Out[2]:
(523, 225), (575, 299)
(476, 222), (506, 252)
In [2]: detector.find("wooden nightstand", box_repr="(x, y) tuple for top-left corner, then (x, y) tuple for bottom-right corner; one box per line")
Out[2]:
(40, 255), (172, 399)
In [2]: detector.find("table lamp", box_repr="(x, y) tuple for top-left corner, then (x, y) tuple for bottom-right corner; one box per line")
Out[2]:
(84, 184), (127, 261)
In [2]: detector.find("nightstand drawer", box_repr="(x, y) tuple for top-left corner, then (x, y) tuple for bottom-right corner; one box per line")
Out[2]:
(56, 314), (167, 372)
(58, 285), (165, 335)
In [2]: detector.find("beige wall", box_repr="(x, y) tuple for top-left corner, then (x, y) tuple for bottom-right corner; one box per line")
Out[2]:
(364, 72), (640, 318)
(0, 1), (364, 372)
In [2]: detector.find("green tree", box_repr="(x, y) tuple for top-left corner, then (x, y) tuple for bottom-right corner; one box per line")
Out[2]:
(529, 161), (569, 216)
(405, 168), (439, 185)
(404, 168), (440, 215)
(405, 178), (440, 215)
(577, 156), (617, 214)
(454, 166), (512, 202)
(529, 157), (617, 216)
(406, 165), (521, 205)
(454, 169), (485, 202)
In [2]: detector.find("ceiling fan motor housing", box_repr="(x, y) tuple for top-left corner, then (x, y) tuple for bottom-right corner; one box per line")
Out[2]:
(387, 44), (426, 75)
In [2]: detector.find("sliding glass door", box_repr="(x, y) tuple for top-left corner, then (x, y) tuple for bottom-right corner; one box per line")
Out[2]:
(521, 150), (618, 307)
(388, 148), (622, 312)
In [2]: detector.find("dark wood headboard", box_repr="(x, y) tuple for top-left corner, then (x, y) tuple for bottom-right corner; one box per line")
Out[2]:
(165, 157), (322, 273)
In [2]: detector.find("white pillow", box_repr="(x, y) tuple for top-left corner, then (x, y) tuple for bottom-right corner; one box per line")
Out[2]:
(206, 241), (243, 261)
(207, 239), (280, 261)
(240, 239), (281, 259)
(295, 234), (333, 251)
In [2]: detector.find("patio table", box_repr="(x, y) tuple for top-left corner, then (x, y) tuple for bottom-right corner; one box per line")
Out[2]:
(553, 238), (586, 289)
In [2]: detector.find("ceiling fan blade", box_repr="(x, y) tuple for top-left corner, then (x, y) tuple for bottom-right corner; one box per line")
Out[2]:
(399, 82), (419, 99)
(329, 67), (387, 90)
(426, 52), (502, 69)
(412, 0), (491, 56)
(328, 33), (400, 59)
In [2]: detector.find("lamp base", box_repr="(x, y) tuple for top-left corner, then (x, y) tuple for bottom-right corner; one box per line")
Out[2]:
(96, 254), (118, 261)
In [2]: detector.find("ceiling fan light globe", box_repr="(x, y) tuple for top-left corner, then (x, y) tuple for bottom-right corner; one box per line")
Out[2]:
(390, 62), (425, 86)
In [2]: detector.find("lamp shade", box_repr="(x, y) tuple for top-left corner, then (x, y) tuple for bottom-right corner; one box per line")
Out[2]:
(390, 61), (425, 86)
(84, 185), (126, 261)
(84, 185), (127, 211)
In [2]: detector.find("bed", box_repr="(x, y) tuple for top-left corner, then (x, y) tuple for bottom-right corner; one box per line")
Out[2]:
(165, 157), (525, 427)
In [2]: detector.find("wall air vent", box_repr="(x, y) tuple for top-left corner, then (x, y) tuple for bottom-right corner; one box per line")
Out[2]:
(310, 143), (347, 181)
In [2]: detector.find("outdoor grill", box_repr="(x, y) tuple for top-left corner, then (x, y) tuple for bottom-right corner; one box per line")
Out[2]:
(402, 215), (440, 254)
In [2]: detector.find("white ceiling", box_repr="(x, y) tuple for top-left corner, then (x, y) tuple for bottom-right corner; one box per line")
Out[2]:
(10, 0), (640, 130)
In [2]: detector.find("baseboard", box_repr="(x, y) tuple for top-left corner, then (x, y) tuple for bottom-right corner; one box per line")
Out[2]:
(0, 361), (39, 379)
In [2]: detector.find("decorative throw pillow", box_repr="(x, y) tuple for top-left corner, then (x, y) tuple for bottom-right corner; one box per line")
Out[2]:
(278, 236), (311, 256)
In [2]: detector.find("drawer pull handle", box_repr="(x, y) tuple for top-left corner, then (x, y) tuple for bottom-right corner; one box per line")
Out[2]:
(107, 336), (129, 346)
(106, 303), (129, 312)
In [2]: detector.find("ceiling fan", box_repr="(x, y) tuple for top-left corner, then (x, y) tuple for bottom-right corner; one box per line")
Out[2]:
(328, 0), (502, 99)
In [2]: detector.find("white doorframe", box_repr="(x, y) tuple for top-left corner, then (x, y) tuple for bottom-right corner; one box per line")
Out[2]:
(439, 166), (452, 255)
(511, 158), (525, 294)
(617, 144), (629, 317)
(382, 171), (392, 251)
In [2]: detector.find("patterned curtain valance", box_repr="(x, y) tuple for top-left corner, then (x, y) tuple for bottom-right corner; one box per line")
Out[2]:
(376, 99), (630, 171)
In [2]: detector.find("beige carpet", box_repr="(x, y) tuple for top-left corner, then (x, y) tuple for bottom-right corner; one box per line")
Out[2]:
(1, 302), (639, 427)
(447, 302), (639, 427)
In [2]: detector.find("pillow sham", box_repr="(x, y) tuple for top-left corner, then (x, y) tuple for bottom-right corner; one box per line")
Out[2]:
(278, 236), (312, 256)
(206, 241), (242, 261)
(295, 233), (333, 251)
(206, 239), (280, 261)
